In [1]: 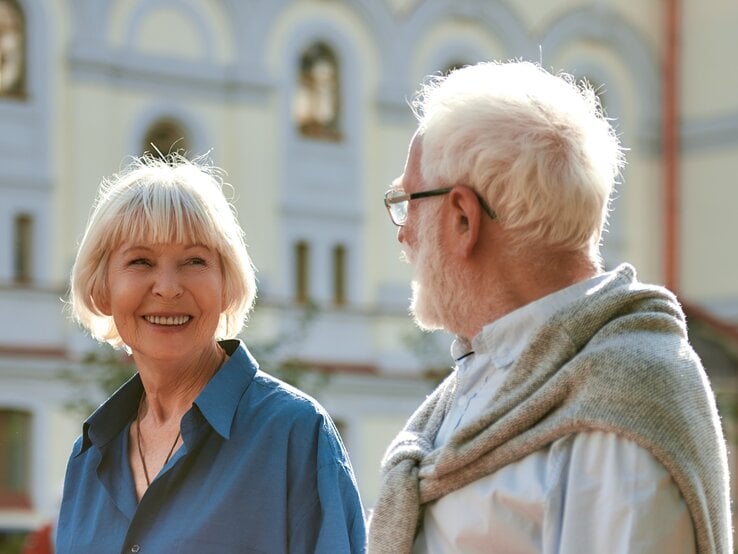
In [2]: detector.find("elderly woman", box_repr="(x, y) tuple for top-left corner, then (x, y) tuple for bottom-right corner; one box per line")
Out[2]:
(56, 155), (366, 553)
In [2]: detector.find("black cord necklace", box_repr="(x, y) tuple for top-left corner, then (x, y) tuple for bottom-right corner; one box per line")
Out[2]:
(136, 393), (181, 487)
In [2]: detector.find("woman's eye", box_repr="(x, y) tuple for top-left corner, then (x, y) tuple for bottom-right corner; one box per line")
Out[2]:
(129, 258), (151, 266)
(188, 257), (207, 266)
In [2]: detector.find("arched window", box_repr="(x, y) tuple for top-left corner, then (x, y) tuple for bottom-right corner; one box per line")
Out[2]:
(142, 118), (189, 159)
(332, 244), (346, 306)
(294, 241), (310, 304)
(0, 0), (26, 97)
(294, 42), (341, 141)
(13, 212), (32, 284)
(0, 409), (31, 508)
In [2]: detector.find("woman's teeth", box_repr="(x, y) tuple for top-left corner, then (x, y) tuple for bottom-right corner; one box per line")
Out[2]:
(144, 315), (191, 326)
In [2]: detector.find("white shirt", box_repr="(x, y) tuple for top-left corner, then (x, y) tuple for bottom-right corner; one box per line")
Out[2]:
(413, 274), (696, 553)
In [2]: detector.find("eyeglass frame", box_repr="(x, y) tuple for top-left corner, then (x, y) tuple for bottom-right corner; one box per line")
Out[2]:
(383, 186), (497, 227)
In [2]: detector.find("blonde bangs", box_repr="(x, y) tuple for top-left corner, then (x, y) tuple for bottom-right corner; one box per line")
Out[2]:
(107, 182), (224, 251)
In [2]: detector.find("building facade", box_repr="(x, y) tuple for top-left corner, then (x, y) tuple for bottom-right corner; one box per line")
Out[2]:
(0, 0), (736, 544)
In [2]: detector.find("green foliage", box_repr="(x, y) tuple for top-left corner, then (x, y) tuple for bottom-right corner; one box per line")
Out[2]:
(402, 327), (453, 384)
(0, 532), (28, 554)
(58, 347), (136, 419)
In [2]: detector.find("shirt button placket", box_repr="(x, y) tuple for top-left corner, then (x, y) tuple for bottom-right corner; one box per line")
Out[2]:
(130, 544), (141, 553)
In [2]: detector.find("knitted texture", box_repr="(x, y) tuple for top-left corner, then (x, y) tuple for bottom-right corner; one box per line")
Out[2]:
(367, 264), (732, 554)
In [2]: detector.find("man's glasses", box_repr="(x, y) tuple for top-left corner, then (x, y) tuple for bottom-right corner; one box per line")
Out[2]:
(383, 186), (496, 226)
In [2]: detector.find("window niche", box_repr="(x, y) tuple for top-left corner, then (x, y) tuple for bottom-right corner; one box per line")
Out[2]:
(142, 118), (189, 159)
(294, 42), (341, 141)
(13, 212), (32, 284)
(332, 244), (346, 307)
(0, 0), (26, 98)
(294, 241), (311, 304)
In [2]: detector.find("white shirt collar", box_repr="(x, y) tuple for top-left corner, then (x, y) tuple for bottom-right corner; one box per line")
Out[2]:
(451, 271), (611, 369)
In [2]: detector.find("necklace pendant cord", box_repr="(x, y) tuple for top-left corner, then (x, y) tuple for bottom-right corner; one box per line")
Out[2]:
(136, 393), (182, 487)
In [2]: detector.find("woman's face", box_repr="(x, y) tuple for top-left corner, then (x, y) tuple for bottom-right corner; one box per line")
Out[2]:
(100, 240), (226, 364)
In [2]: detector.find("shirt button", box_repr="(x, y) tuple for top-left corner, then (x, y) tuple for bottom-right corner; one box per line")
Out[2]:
(131, 545), (140, 553)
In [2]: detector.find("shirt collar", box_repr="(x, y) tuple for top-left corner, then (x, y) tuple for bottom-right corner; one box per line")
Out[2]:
(193, 339), (258, 440)
(80, 373), (142, 456)
(79, 339), (257, 455)
(451, 272), (612, 369)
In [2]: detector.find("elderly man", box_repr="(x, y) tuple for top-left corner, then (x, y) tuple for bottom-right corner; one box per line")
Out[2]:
(368, 62), (732, 554)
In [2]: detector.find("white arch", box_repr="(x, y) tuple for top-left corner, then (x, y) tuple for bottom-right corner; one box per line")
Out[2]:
(541, 6), (661, 150)
(123, 0), (215, 60)
(379, 0), (531, 112)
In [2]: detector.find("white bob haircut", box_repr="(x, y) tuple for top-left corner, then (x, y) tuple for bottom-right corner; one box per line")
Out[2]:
(413, 61), (625, 260)
(69, 154), (257, 348)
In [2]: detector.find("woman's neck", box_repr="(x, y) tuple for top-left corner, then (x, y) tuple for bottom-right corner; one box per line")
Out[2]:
(134, 342), (227, 423)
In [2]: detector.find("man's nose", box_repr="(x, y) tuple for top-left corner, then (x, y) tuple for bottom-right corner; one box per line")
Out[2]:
(397, 225), (406, 244)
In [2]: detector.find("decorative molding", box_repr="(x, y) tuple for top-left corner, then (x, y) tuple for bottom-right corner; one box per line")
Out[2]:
(682, 113), (738, 151)
(68, 0), (274, 102)
(69, 46), (275, 103)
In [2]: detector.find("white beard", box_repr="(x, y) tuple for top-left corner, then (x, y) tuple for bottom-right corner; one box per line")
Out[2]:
(407, 224), (453, 331)
(410, 280), (442, 331)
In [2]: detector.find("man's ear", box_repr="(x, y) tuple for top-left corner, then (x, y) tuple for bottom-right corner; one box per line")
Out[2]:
(447, 186), (483, 257)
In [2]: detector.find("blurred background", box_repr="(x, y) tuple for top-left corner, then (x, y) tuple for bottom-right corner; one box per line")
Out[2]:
(0, 0), (736, 551)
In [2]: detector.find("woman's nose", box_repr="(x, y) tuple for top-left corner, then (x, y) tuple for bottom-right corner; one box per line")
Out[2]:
(152, 267), (184, 298)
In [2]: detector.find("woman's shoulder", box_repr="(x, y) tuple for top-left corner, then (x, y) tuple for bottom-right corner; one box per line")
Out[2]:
(238, 367), (333, 428)
(240, 369), (349, 462)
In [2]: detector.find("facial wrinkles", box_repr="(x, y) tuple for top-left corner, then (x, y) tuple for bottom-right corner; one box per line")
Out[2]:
(105, 242), (225, 359)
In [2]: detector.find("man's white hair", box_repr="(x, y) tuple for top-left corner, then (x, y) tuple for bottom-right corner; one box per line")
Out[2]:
(412, 61), (625, 261)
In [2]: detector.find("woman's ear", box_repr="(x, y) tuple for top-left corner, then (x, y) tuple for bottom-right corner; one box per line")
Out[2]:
(448, 186), (483, 257)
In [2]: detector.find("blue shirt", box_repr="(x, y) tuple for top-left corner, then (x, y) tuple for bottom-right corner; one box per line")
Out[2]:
(56, 340), (366, 554)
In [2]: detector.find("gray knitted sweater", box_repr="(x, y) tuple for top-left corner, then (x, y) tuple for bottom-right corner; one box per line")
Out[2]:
(367, 264), (732, 554)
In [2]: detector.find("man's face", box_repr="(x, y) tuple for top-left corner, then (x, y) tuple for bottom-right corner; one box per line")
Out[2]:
(397, 136), (453, 331)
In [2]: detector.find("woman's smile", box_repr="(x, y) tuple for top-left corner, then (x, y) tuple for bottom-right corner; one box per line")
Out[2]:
(143, 314), (192, 326)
